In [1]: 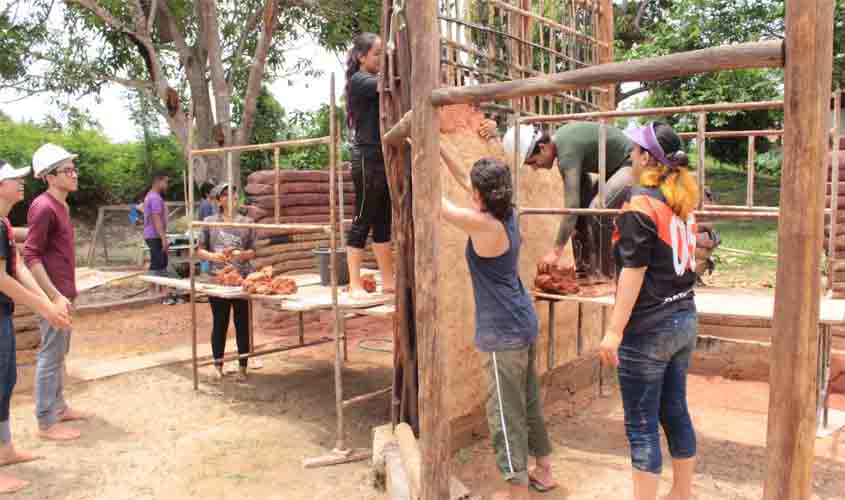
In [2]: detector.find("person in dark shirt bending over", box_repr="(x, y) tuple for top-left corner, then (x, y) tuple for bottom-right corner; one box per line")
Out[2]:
(484, 121), (635, 279)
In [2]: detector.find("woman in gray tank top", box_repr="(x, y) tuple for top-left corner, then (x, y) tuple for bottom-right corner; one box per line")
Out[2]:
(440, 145), (557, 499)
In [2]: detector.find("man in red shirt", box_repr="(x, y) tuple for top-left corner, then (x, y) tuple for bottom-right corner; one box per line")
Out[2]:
(24, 144), (93, 441)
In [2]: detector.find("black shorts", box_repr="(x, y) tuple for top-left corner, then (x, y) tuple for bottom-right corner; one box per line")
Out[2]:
(347, 147), (392, 249)
(145, 238), (169, 274)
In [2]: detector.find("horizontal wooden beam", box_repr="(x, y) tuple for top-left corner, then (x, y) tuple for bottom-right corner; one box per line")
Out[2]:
(431, 41), (784, 107)
(518, 207), (782, 219)
(192, 136), (331, 156)
(191, 220), (330, 233)
(678, 129), (784, 139)
(521, 100), (784, 124)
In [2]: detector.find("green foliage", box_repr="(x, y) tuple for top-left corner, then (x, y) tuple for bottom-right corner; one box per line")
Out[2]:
(619, 0), (844, 169)
(0, 118), (185, 222)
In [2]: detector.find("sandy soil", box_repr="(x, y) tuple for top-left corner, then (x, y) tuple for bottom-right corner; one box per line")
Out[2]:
(7, 301), (845, 500)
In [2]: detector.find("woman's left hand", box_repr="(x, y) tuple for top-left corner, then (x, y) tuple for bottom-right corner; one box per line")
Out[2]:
(599, 331), (623, 367)
(232, 250), (250, 262)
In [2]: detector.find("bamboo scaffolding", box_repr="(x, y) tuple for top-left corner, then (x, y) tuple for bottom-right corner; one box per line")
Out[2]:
(520, 100), (784, 124)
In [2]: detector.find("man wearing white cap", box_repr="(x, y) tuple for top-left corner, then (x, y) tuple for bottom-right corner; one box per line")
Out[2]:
(0, 160), (70, 493)
(488, 121), (634, 278)
(24, 143), (93, 441)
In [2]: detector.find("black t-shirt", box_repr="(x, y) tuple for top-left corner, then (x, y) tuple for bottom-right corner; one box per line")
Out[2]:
(348, 71), (381, 149)
(612, 187), (697, 334)
(0, 218), (17, 315)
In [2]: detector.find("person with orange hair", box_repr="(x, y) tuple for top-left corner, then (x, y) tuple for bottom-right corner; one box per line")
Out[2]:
(599, 121), (700, 500)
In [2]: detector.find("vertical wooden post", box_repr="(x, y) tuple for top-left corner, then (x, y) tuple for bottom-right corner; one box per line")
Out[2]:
(696, 113), (707, 209)
(87, 207), (105, 267)
(188, 140), (198, 391)
(746, 136), (756, 208)
(274, 147), (280, 224)
(829, 89), (841, 285)
(226, 152), (234, 216)
(328, 73), (345, 452)
(764, 2), (834, 500)
(406, 0), (449, 497)
(598, 119), (608, 208)
(597, 0), (615, 110)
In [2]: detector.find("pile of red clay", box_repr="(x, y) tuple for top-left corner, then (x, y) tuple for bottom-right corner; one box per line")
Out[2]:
(242, 266), (298, 295)
(534, 265), (580, 295)
(215, 265), (243, 286)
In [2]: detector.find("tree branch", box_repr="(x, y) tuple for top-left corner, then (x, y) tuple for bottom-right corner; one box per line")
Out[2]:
(226, 4), (266, 90)
(146, 0), (158, 35)
(69, 0), (135, 35)
(619, 84), (650, 102)
(200, 0), (233, 138)
(236, 0), (278, 146)
(634, 0), (650, 32)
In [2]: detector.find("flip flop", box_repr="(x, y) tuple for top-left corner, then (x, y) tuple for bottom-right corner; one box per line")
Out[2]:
(529, 475), (558, 493)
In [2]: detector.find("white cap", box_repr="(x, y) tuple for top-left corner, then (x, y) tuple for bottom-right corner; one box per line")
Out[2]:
(0, 161), (31, 182)
(503, 125), (542, 167)
(32, 143), (77, 178)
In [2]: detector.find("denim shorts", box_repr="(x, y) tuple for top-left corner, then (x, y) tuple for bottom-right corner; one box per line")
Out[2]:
(617, 307), (698, 473)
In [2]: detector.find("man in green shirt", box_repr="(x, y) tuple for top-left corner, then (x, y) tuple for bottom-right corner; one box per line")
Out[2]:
(489, 121), (634, 278)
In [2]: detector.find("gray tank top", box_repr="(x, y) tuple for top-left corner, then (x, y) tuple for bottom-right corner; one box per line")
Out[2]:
(465, 214), (538, 352)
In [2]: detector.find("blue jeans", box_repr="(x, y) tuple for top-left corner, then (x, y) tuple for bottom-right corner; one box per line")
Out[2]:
(0, 315), (16, 443)
(617, 308), (698, 474)
(35, 319), (70, 430)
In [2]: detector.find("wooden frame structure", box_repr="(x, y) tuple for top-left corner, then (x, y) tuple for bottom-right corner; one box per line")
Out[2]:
(181, 75), (384, 468)
(384, 1), (836, 498)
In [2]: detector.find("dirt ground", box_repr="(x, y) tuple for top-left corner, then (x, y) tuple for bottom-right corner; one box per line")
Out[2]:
(7, 301), (845, 500)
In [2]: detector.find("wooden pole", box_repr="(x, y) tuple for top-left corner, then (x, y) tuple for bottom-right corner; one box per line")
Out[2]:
(87, 207), (105, 267)
(274, 147), (280, 224)
(431, 41), (783, 107)
(406, 0), (450, 496)
(679, 129), (784, 139)
(763, 1), (834, 499)
(696, 113), (707, 209)
(226, 152), (234, 216)
(830, 89), (842, 285)
(523, 100), (784, 124)
(188, 132), (198, 391)
(746, 136), (756, 208)
(597, 0), (615, 110)
(192, 136), (331, 156)
(328, 72), (345, 452)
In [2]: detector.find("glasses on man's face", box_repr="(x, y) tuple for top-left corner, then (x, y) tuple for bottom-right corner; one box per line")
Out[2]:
(55, 168), (78, 177)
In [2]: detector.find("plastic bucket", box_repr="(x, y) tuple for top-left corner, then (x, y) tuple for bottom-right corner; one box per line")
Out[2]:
(313, 247), (349, 286)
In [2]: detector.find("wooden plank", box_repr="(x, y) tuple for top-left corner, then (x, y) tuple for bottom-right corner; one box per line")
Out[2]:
(747, 136), (756, 207)
(87, 207), (105, 267)
(596, 0), (615, 110)
(431, 41), (784, 107)
(407, 0), (449, 496)
(763, 3), (834, 499)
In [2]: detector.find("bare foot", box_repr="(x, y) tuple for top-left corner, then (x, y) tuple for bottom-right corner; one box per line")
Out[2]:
(0, 446), (40, 466)
(38, 423), (81, 441)
(0, 474), (28, 494)
(235, 368), (248, 383)
(60, 407), (94, 422)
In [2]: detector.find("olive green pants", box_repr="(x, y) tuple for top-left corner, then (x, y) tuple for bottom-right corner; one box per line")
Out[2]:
(483, 343), (553, 485)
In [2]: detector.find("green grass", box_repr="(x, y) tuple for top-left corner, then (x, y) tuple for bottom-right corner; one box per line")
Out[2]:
(695, 160), (780, 288)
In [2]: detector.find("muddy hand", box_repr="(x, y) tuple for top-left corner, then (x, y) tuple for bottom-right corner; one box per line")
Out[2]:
(477, 119), (497, 140)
